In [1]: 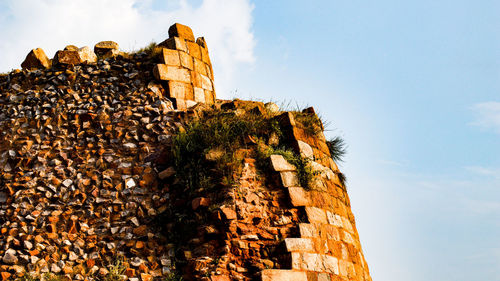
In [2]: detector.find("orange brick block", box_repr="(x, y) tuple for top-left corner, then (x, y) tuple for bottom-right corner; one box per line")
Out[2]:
(186, 41), (202, 60)
(161, 48), (180, 66)
(168, 23), (195, 42)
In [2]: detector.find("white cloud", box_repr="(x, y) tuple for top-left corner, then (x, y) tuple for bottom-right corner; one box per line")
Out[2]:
(466, 166), (500, 179)
(0, 0), (255, 96)
(471, 102), (500, 133)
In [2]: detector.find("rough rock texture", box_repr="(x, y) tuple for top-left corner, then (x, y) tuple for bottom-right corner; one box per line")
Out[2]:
(94, 41), (119, 57)
(0, 23), (370, 281)
(0, 52), (178, 280)
(53, 50), (81, 65)
(168, 23), (196, 42)
(77, 46), (98, 64)
(21, 48), (51, 70)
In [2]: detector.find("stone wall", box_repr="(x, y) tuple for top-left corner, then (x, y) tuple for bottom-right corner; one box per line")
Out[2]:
(0, 23), (370, 281)
(0, 51), (180, 281)
(153, 23), (216, 110)
(157, 101), (372, 281)
(261, 111), (372, 281)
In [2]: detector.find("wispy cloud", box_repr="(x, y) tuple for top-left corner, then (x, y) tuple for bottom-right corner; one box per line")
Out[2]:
(466, 166), (500, 179)
(0, 0), (255, 96)
(470, 102), (500, 133)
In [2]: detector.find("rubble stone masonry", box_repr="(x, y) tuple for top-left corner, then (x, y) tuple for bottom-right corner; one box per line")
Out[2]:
(0, 24), (370, 281)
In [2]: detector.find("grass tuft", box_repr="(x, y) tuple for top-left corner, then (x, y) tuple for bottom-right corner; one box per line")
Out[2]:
(326, 136), (347, 162)
(172, 106), (282, 193)
(164, 273), (184, 281)
(292, 111), (323, 136)
(104, 256), (126, 281)
(132, 42), (161, 58)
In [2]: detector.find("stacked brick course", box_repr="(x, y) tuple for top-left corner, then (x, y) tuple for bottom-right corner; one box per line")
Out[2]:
(153, 23), (216, 110)
(262, 111), (372, 281)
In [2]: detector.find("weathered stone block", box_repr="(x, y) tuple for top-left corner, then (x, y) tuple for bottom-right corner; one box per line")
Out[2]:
(154, 64), (191, 83)
(288, 187), (310, 206)
(285, 238), (314, 252)
(344, 243), (354, 260)
(64, 44), (78, 51)
(220, 206), (237, 220)
(179, 51), (193, 69)
(186, 40), (202, 60)
(204, 90), (215, 104)
(167, 81), (193, 100)
(341, 216), (354, 233)
(323, 225), (340, 240)
(291, 252), (302, 270)
(193, 87), (205, 103)
(200, 74), (213, 91)
(53, 50), (81, 65)
(309, 161), (333, 178)
(160, 37), (188, 52)
(305, 207), (328, 223)
(298, 140), (314, 159)
(161, 48), (181, 66)
(280, 171), (299, 187)
(341, 230), (355, 244)
(21, 48), (51, 70)
(322, 255), (339, 275)
(261, 270), (307, 281)
(200, 45), (211, 64)
(313, 237), (330, 254)
(301, 252), (324, 271)
(94, 41), (119, 56)
(326, 211), (343, 227)
(168, 23), (195, 42)
(205, 63), (213, 79)
(171, 97), (187, 110)
(309, 191), (334, 209)
(270, 155), (296, 172)
(78, 46), (97, 64)
(191, 71), (202, 88)
(339, 260), (349, 277)
(309, 176), (327, 192)
(299, 223), (320, 238)
(194, 58), (207, 76)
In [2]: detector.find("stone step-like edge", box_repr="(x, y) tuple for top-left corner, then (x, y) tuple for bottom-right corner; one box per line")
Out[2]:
(266, 154), (365, 279)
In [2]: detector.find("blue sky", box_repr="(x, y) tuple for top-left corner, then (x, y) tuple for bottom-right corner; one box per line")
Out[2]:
(1, 1), (499, 280)
(241, 1), (500, 280)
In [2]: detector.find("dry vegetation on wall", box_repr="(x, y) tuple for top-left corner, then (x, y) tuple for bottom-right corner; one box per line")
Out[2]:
(169, 102), (347, 196)
(156, 101), (349, 279)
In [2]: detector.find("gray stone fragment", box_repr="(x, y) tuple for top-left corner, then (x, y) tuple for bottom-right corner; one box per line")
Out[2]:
(23, 240), (33, 250)
(2, 249), (18, 264)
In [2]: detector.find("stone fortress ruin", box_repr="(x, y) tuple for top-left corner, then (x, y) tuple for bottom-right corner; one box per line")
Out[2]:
(0, 23), (371, 281)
